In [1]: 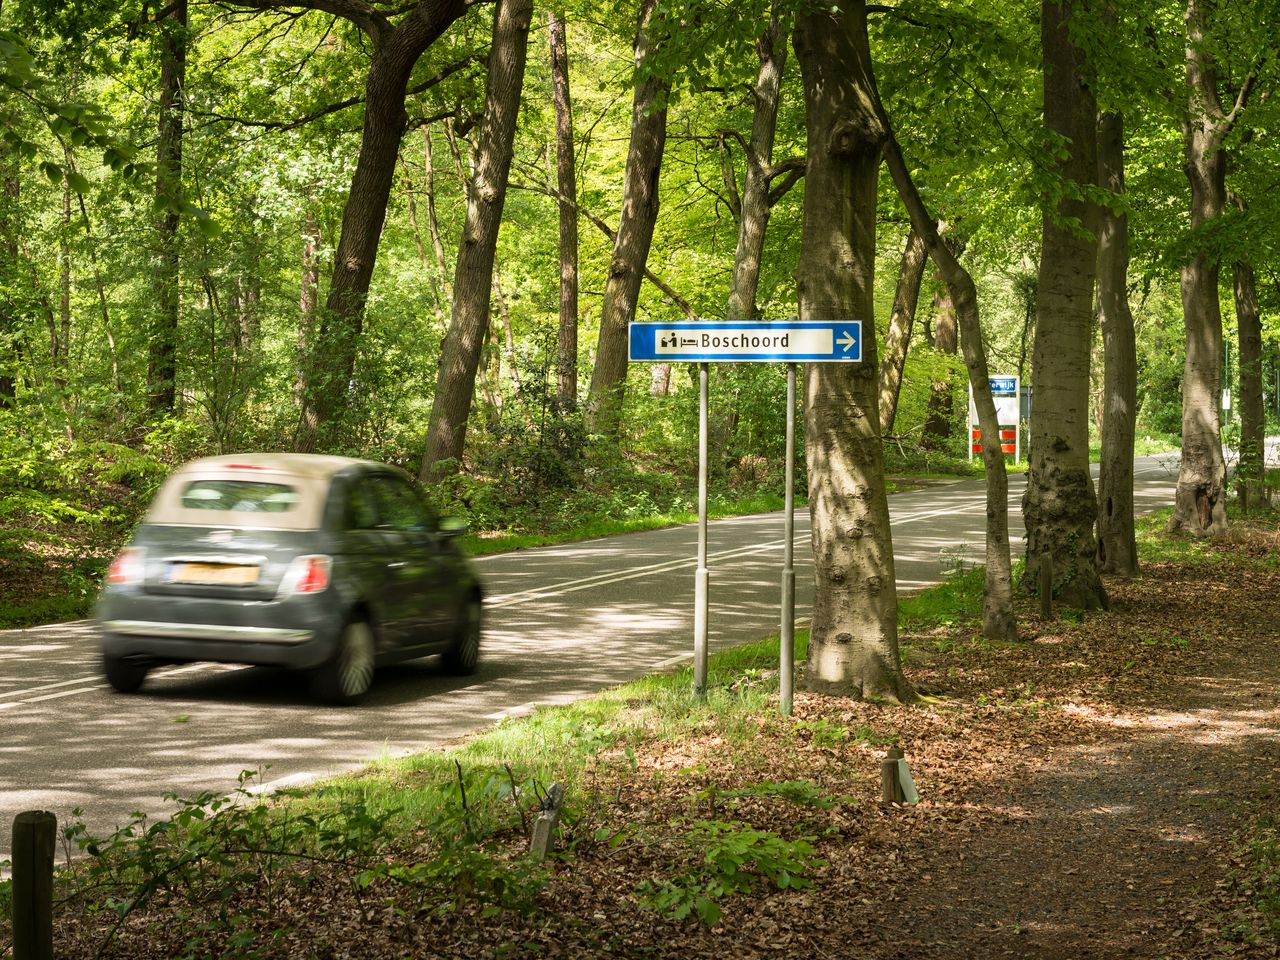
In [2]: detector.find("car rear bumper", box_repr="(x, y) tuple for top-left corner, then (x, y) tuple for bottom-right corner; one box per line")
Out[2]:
(97, 590), (345, 670)
(103, 620), (315, 644)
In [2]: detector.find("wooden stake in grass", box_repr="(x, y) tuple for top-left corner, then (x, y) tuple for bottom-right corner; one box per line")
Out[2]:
(881, 747), (905, 805)
(530, 783), (565, 861)
(12, 810), (56, 960)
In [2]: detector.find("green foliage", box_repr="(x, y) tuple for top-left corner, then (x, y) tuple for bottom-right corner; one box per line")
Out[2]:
(55, 767), (547, 956)
(637, 819), (821, 926)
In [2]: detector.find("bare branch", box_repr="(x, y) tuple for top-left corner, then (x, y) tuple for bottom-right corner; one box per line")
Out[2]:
(218, 0), (391, 44)
(509, 171), (697, 320)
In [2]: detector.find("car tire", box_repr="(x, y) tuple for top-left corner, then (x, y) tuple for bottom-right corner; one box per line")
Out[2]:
(103, 654), (149, 693)
(442, 596), (482, 676)
(311, 620), (375, 705)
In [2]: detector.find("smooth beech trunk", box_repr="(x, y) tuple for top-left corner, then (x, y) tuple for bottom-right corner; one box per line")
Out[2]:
(882, 136), (1017, 642)
(585, 0), (668, 436)
(1234, 260), (1264, 490)
(726, 12), (789, 322)
(296, 0), (469, 451)
(147, 0), (186, 417)
(878, 227), (926, 435)
(1024, 0), (1106, 610)
(421, 0), (533, 481)
(1095, 111), (1139, 577)
(1171, 0), (1253, 535)
(795, 0), (911, 702)
(549, 8), (579, 409)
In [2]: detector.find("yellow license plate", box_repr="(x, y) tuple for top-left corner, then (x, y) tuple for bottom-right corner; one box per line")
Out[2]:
(172, 563), (260, 586)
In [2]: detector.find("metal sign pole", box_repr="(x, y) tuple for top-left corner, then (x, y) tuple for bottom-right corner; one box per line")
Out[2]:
(780, 363), (797, 716)
(693, 362), (710, 698)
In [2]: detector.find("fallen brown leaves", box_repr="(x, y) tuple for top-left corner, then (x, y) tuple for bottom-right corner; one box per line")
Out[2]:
(32, 520), (1280, 959)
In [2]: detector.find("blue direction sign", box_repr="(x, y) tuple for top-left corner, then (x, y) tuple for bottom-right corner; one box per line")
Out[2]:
(989, 376), (1018, 396)
(629, 321), (862, 363)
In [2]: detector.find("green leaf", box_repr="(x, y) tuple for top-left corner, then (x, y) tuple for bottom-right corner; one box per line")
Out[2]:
(65, 170), (90, 194)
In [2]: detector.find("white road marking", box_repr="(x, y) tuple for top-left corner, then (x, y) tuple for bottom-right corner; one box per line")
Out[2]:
(0, 661), (230, 709)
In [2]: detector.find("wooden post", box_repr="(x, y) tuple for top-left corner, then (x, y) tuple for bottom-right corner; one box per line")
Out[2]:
(1240, 482), (1249, 515)
(1039, 554), (1053, 620)
(529, 783), (565, 861)
(881, 746), (905, 804)
(12, 810), (56, 960)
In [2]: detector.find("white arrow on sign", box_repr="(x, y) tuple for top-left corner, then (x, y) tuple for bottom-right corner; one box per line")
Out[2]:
(837, 331), (857, 353)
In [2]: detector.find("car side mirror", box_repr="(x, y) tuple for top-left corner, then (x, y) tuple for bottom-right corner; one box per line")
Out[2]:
(438, 517), (468, 538)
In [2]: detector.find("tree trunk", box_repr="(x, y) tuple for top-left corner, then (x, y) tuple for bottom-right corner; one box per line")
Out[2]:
(1095, 110), (1139, 577)
(1234, 260), (1264, 492)
(296, 0), (468, 451)
(0, 162), (16, 406)
(1022, 0), (1107, 610)
(881, 136), (1018, 643)
(584, 0), (668, 436)
(1171, 0), (1242, 536)
(794, 0), (912, 703)
(878, 227), (926, 435)
(726, 11), (789, 322)
(297, 208), (320, 408)
(549, 8), (579, 409)
(147, 0), (186, 417)
(421, 0), (533, 481)
(920, 261), (958, 449)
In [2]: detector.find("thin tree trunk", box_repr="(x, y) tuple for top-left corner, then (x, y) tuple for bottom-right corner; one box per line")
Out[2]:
(421, 0), (533, 481)
(1234, 260), (1264, 491)
(795, 0), (912, 702)
(297, 209), (320, 409)
(0, 163), (16, 406)
(1171, 0), (1252, 535)
(296, 0), (469, 451)
(878, 227), (927, 435)
(1023, 0), (1106, 610)
(493, 266), (522, 398)
(920, 260), (958, 448)
(57, 164), (72, 373)
(147, 0), (186, 417)
(881, 135), (1018, 643)
(1095, 110), (1139, 577)
(73, 192), (122, 398)
(726, 10), (789, 322)
(584, 0), (668, 436)
(549, 8), (579, 409)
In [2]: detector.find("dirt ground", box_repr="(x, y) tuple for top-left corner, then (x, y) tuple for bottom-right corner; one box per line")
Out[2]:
(28, 520), (1280, 959)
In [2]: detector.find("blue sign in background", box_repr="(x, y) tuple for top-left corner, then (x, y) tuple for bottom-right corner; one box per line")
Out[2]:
(989, 376), (1018, 396)
(629, 321), (862, 363)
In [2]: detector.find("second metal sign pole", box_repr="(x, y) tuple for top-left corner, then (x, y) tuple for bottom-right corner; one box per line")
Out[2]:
(693, 361), (710, 698)
(780, 363), (796, 716)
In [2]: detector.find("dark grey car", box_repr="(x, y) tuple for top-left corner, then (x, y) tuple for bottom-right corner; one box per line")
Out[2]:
(96, 454), (483, 704)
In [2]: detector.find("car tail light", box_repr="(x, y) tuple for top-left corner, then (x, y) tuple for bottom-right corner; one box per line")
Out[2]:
(278, 555), (331, 597)
(106, 548), (145, 586)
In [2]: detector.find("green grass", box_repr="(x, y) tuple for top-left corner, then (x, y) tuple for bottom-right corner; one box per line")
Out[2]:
(463, 492), (793, 556)
(304, 564), (989, 827)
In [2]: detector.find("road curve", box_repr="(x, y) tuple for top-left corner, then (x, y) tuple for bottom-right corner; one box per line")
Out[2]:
(0, 455), (1181, 859)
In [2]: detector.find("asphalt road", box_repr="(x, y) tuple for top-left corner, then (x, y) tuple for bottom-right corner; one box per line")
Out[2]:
(0, 454), (1183, 859)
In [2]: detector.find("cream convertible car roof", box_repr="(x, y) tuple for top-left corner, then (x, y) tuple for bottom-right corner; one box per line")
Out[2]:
(145, 454), (378, 531)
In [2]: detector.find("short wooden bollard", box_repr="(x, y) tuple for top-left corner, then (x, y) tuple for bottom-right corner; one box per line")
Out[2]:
(1039, 554), (1053, 620)
(12, 810), (56, 960)
(529, 783), (565, 861)
(881, 747), (905, 805)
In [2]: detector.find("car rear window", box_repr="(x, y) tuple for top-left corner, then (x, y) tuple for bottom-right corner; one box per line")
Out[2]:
(179, 480), (300, 513)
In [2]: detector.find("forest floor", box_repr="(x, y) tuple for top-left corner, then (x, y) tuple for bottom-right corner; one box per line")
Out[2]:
(20, 512), (1280, 959)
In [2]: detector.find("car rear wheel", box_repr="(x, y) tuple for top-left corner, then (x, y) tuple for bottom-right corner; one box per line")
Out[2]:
(442, 596), (481, 676)
(103, 654), (150, 693)
(311, 620), (375, 705)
